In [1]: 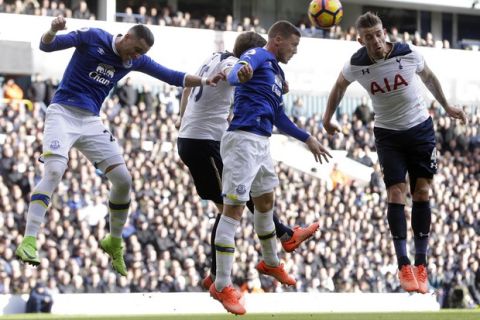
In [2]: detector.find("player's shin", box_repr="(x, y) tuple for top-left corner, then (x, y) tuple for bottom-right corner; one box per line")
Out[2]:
(412, 201), (431, 266)
(254, 208), (279, 267)
(214, 215), (239, 291)
(387, 203), (410, 267)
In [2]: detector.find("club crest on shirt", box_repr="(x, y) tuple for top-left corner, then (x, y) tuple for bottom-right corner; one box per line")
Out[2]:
(236, 184), (247, 195)
(49, 140), (60, 150)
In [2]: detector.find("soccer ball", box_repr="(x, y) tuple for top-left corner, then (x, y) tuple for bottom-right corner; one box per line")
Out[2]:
(308, 0), (344, 29)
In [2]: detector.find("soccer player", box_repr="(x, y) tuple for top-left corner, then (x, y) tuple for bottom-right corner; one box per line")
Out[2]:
(209, 21), (332, 315)
(177, 31), (320, 290)
(15, 16), (222, 276)
(322, 12), (467, 294)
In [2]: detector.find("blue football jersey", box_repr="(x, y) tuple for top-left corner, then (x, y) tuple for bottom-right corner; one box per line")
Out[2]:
(227, 47), (287, 137)
(40, 27), (186, 115)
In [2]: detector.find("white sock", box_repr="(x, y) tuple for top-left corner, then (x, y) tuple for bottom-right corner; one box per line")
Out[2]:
(25, 158), (67, 238)
(214, 215), (239, 291)
(254, 208), (279, 267)
(105, 165), (132, 239)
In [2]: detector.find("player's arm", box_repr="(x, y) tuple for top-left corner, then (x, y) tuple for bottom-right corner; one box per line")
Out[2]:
(40, 17), (90, 52)
(418, 63), (467, 124)
(139, 57), (224, 88)
(41, 16), (66, 44)
(179, 87), (192, 118)
(227, 49), (266, 85)
(322, 72), (351, 135)
(275, 110), (332, 163)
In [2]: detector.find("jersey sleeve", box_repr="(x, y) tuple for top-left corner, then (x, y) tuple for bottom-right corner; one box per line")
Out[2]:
(409, 44), (425, 73)
(341, 60), (355, 83)
(274, 106), (310, 142)
(136, 55), (186, 87)
(39, 27), (94, 52)
(227, 48), (269, 85)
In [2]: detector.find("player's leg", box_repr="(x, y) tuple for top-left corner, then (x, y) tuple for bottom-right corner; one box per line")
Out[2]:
(250, 146), (295, 286)
(79, 123), (130, 276)
(178, 138), (223, 288)
(374, 126), (418, 292)
(406, 117), (437, 293)
(16, 104), (77, 265)
(16, 156), (68, 265)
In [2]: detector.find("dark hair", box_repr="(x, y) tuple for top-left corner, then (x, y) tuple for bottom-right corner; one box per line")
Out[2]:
(233, 31), (267, 58)
(267, 20), (301, 40)
(355, 12), (382, 30)
(128, 24), (155, 47)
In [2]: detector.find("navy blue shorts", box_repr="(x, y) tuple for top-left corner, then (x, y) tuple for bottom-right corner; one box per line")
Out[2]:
(374, 117), (437, 190)
(178, 138), (223, 204)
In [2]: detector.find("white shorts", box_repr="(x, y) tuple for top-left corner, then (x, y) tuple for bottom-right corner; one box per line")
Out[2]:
(42, 104), (122, 165)
(221, 130), (279, 204)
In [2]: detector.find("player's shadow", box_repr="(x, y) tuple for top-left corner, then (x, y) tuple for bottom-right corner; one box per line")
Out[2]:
(2, 294), (28, 314)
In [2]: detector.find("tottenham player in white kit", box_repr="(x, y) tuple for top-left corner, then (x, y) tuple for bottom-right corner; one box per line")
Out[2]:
(15, 16), (222, 276)
(323, 12), (467, 294)
(178, 31), (320, 291)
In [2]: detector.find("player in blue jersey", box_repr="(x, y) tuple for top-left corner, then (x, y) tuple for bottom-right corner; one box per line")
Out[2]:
(15, 16), (222, 276)
(322, 12), (467, 294)
(208, 21), (331, 315)
(177, 31), (321, 292)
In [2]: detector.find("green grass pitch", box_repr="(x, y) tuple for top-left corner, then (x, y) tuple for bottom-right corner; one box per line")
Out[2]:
(0, 310), (479, 320)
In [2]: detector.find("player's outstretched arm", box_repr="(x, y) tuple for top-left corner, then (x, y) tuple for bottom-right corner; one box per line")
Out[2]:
(305, 136), (332, 164)
(42, 16), (67, 44)
(183, 73), (225, 88)
(322, 72), (351, 135)
(418, 63), (467, 124)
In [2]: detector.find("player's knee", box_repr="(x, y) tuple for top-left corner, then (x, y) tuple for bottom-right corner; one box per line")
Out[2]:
(44, 158), (67, 184)
(107, 165), (132, 193)
(387, 183), (406, 203)
(413, 186), (430, 202)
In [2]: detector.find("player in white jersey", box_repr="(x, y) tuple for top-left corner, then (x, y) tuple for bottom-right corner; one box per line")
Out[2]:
(15, 16), (222, 276)
(178, 31), (320, 291)
(322, 12), (467, 294)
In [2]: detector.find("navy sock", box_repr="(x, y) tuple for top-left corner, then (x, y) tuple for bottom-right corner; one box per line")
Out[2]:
(273, 214), (294, 239)
(209, 213), (221, 276)
(412, 201), (431, 266)
(387, 203), (410, 268)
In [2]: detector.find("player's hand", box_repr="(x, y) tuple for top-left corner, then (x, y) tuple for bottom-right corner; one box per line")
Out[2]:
(283, 80), (289, 94)
(237, 63), (253, 83)
(445, 105), (467, 124)
(51, 16), (67, 32)
(305, 136), (332, 164)
(206, 72), (225, 87)
(322, 119), (341, 136)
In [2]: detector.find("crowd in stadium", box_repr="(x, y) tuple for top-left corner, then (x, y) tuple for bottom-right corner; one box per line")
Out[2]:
(0, 0), (464, 50)
(0, 76), (479, 308)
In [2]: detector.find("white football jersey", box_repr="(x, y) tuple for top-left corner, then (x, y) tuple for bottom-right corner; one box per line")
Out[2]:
(179, 52), (237, 141)
(342, 43), (429, 130)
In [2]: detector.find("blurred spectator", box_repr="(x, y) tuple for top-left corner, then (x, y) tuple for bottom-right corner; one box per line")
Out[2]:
(25, 282), (53, 313)
(353, 96), (372, 126)
(72, 0), (90, 20)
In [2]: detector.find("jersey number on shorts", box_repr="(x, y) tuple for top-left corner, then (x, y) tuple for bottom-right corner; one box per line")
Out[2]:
(191, 64), (210, 102)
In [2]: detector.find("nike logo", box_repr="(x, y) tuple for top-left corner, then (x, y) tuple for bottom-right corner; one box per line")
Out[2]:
(22, 249), (36, 259)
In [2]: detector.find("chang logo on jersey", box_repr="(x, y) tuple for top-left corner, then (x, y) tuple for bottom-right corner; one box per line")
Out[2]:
(89, 63), (115, 86)
(370, 74), (408, 95)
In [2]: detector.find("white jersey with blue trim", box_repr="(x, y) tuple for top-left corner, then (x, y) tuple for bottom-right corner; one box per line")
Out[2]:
(342, 42), (429, 130)
(40, 27), (186, 115)
(179, 51), (237, 141)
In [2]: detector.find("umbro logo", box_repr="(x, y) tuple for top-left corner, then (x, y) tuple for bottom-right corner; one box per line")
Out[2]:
(97, 47), (105, 55)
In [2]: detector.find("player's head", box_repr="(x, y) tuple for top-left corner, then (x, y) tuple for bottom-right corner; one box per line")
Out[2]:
(267, 20), (301, 64)
(119, 25), (154, 61)
(233, 31), (267, 58)
(355, 12), (388, 60)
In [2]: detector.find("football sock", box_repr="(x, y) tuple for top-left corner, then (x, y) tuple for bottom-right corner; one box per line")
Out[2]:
(214, 215), (239, 291)
(25, 157), (67, 237)
(210, 213), (222, 277)
(106, 165), (131, 239)
(246, 198), (293, 240)
(412, 201), (431, 266)
(387, 202), (410, 268)
(273, 214), (294, 241)
(254, 208), (279, 267)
